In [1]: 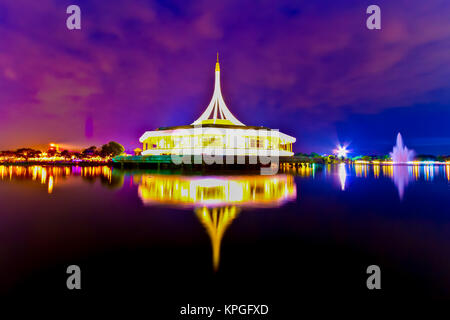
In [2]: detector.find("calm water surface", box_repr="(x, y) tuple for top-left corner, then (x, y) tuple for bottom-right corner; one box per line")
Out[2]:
(1, 164), (449, 304)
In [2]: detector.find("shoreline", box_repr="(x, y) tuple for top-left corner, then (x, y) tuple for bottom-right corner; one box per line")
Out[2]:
(0, 161), (112, 166)
(1, 160), (448, 167)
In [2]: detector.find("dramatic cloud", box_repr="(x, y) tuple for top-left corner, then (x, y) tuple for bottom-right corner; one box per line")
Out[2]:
(0, 0), (449, 153)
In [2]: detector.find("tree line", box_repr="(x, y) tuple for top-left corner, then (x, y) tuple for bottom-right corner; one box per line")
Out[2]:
(0, 141), (125, 160)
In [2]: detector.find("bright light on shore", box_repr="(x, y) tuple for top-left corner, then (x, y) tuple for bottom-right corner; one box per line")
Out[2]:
(334, 145), (349, 158)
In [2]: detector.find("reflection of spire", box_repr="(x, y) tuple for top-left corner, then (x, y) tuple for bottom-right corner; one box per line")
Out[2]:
(138, 174), (296, 271)
(195, 206), (239, 271)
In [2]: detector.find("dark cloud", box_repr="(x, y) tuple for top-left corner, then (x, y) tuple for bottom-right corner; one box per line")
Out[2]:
(0, 0), (449, 153)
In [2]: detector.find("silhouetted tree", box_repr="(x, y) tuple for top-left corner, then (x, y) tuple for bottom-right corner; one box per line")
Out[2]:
(82, 146), (98, 157)
(100, 141), (125, 157)
(61, 150), (71, 159)
(416, 154), (436, 161)
(16, 148), (41, 159)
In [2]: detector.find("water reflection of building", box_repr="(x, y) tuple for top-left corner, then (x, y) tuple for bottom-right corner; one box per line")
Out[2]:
(138, 175), (296, 207)
(138, 174), (297, 270)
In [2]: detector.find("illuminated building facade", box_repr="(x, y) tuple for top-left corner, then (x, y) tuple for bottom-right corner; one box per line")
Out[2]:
(139, 56), (296, 157)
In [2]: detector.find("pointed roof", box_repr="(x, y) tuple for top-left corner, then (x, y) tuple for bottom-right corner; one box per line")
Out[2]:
(192, 54), (245, 126)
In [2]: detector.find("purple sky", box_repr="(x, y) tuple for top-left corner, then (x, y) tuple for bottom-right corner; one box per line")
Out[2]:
(1, 0), (450, 154)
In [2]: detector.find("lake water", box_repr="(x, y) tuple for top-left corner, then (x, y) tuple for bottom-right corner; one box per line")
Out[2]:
(1, 164), (449, 306)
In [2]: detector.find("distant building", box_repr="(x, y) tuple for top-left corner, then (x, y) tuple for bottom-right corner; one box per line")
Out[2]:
(139, 55), (295, 157)
(47, 143), (60, 156)
(48, 143), (59, 152)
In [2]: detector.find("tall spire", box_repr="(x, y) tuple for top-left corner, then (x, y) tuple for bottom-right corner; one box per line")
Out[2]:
(216, 52), (220, 72)
(192, 55), (245, 126)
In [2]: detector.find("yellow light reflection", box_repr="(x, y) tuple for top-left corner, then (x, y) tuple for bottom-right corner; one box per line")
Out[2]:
(355, 164), (368, 178)
(0, 166), (6, 179)
(48, 176), (54, 194)
(382, 165), (393, 178)
(412, 165), (420, 180)
(196, 206), (239, 271)
(424, 165), (434, 181)
(280, 162), (316, 178)
(0, 165), (113, 192)
(139, 174), (296, 207)
(41, 168), (47, 184)
(373, 165), (380, 179)
(138, 174), (297, 270)
(32, 166), (38, 180)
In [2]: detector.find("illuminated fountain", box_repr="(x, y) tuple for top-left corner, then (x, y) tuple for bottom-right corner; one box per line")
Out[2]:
(390, 133), (414, 164)
(389, 133), (415, 199)
(138, 174), (297, 270)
